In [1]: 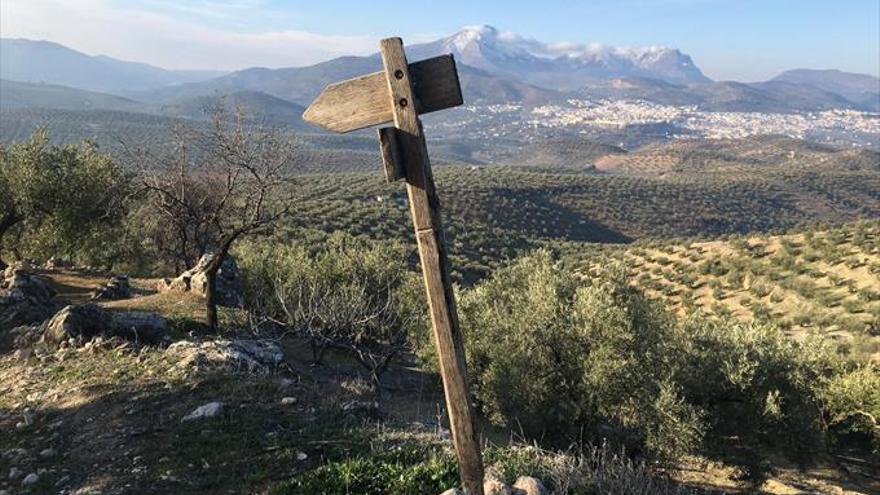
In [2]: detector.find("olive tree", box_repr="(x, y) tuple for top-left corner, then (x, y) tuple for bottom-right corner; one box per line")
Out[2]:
(0, 129), (127, 268)
(443, 250), (704, 460)
(129, 110), (296, 329)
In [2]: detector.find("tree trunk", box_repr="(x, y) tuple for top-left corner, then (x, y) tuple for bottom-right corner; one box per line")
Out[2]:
(0, 210), (23, 270)
(206, 269), (219, 330)
(203, 233), (239, 331)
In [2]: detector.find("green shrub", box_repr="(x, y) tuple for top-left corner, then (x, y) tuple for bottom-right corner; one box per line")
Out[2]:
(821, 365), (880, 453)
(673, 317), (835, 462)
(419, 250), (872, 465)
(446, 251), (704, 460)
(237, 233), (426, 395)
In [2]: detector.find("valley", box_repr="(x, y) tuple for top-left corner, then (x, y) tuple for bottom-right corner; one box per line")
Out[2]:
(1, 17), (880, 495)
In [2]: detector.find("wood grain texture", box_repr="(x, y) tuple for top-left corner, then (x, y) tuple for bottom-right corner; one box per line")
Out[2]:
(377, 127), (404, 183)
(303, 55), (462, 133)
(379, 37), (484, 495)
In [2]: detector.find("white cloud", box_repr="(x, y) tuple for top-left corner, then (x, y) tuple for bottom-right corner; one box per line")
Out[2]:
(0, 0), (378, 70)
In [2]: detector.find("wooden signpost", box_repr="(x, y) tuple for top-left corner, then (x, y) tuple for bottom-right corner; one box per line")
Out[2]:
(303, 38), (485, 494)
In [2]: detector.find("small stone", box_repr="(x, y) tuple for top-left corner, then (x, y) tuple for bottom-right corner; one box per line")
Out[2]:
(280, 397), (297, 405)
(22, 472), (39, 485)
(9, 467), (22, 480)
(296, 451), (308, 461)
(484, 476), (512, 495)
(39, 448), (57, 458)
(513, 476), (548, 495)
(440, 490), (465, 495)
(181, 402), (223, 422)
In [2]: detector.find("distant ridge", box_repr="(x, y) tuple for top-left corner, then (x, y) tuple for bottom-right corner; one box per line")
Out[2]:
(771, 69), (880, 111)
(0, 38), (225, 94)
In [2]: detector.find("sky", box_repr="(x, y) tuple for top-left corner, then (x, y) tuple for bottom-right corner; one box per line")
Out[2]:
(1, 0), (878, 81)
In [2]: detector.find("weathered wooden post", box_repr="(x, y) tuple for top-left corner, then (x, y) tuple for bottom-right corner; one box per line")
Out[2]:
(303, 37), (484, 494)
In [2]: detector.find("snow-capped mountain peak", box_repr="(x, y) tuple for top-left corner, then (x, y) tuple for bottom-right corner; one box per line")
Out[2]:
(408, 25), (710, 87)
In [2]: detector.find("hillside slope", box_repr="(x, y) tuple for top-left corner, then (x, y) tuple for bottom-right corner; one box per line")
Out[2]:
(577, 221), (880, 361)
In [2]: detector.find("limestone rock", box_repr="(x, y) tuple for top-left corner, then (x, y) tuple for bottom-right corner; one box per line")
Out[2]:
(181, 402), (223, 422)
(512, 476), (548, 495)
(43, 304), (167, 346)
(166, 339), (284, 374)
(92, 274), (131, 300)
(159, 253), (244, 308)
(484, 476), (513, 495)
(43, 304), (110, 343)
(112, 311), (168, 344)
(0, 267), (57, 332)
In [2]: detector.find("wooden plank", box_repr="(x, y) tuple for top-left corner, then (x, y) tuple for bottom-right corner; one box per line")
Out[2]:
(377, 127), (404, 183)
(379, 37), (484, 495)
(302, 55), (462, 133)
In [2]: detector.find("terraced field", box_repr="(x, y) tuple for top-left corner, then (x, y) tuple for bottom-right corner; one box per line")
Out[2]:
(285, 165), (880, 283)
(593, 135), (880, 176)
(577, 221), (880, 361)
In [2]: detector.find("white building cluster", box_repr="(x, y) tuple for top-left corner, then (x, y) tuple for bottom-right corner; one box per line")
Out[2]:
(447, 99), (879, 147)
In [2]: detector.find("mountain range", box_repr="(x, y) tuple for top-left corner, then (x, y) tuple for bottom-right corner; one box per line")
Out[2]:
(1, 26), (878, 131)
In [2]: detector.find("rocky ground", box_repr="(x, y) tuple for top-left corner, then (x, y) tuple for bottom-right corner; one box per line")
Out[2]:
(1, 265), (876, 494)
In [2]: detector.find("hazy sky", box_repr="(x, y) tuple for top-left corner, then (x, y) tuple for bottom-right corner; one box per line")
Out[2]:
(2, 0), (878, 81)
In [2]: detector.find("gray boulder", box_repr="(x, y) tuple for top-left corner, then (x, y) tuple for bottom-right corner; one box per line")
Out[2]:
(92, 274), (131, 300)
(181, 402), (223, 422)
(166, 338), (284, 373)
(513, 477), (548, 495)
(0, 266), (57, 332)
(159, 253), (244, 308)
(43, 304), (167, 345)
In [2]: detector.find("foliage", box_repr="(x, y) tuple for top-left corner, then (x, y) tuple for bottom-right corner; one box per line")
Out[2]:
(820, 365), (880, 453)
(126, 108), (297, 328)
(238, 234), (426, 395)
(0, 128), (128, 266)
(423, 249), (878, 465)
(673, 316), (836, 463)
(444, 250), (704, 460)
(279, 446), (458, 495)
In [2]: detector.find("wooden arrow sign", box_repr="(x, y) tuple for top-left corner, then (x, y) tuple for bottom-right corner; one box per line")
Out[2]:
(303, 54), (463, 133)
(303, 39), (485, 495)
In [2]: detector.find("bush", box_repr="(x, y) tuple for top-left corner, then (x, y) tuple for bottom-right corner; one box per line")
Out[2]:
(238, 233), (426, 396)
(281, 449), (458, 495)
(821, 365), (880, 453)
(422, 250), (871, 466)
(446, 250), (704, 460)
(673, 317), (835, 462)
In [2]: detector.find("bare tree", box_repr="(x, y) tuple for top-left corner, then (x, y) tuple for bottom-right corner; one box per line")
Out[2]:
(130, 108), (296, 329)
